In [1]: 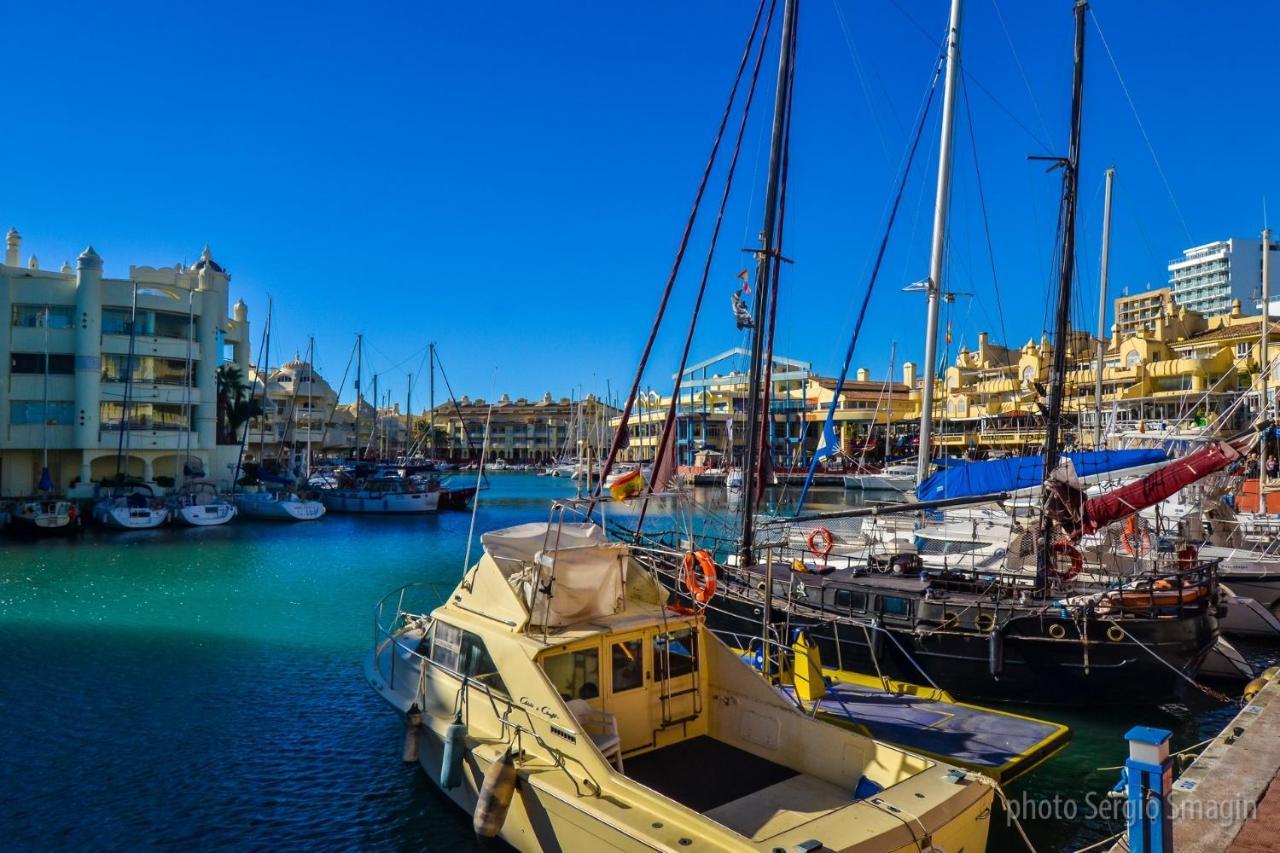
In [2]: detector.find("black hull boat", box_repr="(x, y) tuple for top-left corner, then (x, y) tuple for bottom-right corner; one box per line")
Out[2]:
(641, 551), (1221, 706)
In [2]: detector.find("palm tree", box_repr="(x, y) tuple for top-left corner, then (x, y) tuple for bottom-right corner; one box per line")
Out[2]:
(215, 364), (259, 444)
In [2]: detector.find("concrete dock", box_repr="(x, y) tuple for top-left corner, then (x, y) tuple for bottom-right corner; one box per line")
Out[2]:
(1159, 671), (1280, 851)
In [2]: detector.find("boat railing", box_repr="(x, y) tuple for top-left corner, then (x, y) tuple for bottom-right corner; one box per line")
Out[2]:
(371, 581), (608, 797)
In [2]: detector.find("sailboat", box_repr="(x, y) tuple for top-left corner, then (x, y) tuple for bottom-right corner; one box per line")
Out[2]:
(609, 1), (1225, 704)
(13, 305), (81, 536)
(171, 478), (237, 527)
(230, 299), (326, 522)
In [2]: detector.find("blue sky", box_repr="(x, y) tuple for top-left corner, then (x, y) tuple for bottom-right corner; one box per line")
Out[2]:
(5, 1), (1278, 408)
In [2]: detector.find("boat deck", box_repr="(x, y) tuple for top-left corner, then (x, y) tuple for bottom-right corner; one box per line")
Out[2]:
(783, 671), (1070, 784)
(624, 736), (798, 813)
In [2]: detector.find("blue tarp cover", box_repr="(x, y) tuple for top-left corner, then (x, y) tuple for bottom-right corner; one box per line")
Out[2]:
(915, 448), (1168, 502)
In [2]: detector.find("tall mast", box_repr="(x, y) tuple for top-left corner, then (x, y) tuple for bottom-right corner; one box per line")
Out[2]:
(915, 0), (964, 485)
(406, 372), (412, 462)
(354, 333), (363, 459)
(739, 0), (798, 567)
(305, 335), (314, 480)
(41, 304), (50, 482)
(428, 343), (436, 460)
(1262, 228), (1272, 483)
(1038, 0), (1088, 592)
(1094, 166), (1115, 449)
(256, 296), (272, 466)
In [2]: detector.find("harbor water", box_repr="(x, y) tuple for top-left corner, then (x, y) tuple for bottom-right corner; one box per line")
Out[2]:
(1, 473), (1274, 851)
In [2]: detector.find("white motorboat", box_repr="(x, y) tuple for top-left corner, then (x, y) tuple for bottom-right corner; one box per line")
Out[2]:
(235, 490), (326, 522)
(170, 481), (237, 527)
(11, 498), (80, 536)
(843, 462), (917, 492)
(92, 483), (170, 529)
(321, 476), (440, 514)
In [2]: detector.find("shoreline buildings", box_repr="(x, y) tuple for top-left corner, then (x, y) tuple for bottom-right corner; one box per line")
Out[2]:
(0, 230), (252, 495)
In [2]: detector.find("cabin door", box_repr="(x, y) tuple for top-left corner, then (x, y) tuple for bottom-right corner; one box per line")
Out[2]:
(605, 631), (653, 752)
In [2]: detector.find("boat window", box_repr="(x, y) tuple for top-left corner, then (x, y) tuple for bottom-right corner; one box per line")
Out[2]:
(833, 588), (867, 612)
(610, 638), (644, 693)
(880, 596), (911, 618)
(429, 621), (507, 694)
(541, 647), (601, 701)
(654, 628), (698, 681)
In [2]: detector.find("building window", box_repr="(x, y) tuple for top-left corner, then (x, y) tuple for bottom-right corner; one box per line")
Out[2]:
(9, 400), (74, 425)
(99, 402), (193, 431)
(101, 355), (193, 386)
(1126, 352), (1141, 368)
(11, 304), (74, 329)
(1237, 342), (1251, 359)
(10, 352), (75, 374)
(102, 308), (197, 339)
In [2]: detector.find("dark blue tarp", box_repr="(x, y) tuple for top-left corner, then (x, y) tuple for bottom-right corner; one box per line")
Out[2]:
(915, 448), (1168, 502)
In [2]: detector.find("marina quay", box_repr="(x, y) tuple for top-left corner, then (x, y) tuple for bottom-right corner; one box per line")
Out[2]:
(7, 3), (1280, 852)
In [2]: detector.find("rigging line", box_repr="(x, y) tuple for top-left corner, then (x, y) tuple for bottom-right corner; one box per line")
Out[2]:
(988, 0), (1053, 146)
(830, 0), (896, 165)
(959, 71), (1010, 365)
(636, 0), (777, 530)
(795, 56), (945, 513)
(592, 0), (776, 515)
(885, 0), (1051, 151)
(316, 337), (357, 454)
(1089, 8), (1193, 245)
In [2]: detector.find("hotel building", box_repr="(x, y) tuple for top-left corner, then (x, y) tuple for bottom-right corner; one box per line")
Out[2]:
(0, 229), (252, 496)
(1167, 237), (1279, 317)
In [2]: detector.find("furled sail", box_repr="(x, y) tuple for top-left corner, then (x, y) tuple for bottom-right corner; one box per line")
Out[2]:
(1049, 433), (1257, 539)
(915, 448), (1168, 502)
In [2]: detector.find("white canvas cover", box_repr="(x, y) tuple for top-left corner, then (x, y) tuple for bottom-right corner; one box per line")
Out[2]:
(516, 544), (629, 627)
(481, 522), (607, 566)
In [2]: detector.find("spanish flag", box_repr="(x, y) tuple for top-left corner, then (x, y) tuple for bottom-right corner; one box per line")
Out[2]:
(609, 468), (646, 501)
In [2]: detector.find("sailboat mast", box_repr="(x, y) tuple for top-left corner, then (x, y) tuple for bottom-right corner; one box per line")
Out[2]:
(180, 288), (195, 490)
(354, 333), (363, 460)
(1039, 0), (1089, 591)
(42, 305), (50, 475)
(305, 335), (314, 480)
(1094, 166), (1115, 449)
(428, 343), (436, 460)
(1262, 228), (1272, 484)
(915, 0), (963, 485)
(739, 0), (798, 566)
(405, 372), (412, 462)
(886, 342), (896, 462)
(257, 296), (272, 466)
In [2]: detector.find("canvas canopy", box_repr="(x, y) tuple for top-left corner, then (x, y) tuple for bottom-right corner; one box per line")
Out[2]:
(481, 522), (606, 565)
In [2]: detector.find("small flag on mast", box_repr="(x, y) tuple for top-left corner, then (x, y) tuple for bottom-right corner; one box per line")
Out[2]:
(737, 269), (750, 294)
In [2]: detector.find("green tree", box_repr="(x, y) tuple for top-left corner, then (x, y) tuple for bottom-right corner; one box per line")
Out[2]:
(215, 364), (260, 444)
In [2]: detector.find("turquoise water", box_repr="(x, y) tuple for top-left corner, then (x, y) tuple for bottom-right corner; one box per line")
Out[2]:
(0, 474), (1272, 850)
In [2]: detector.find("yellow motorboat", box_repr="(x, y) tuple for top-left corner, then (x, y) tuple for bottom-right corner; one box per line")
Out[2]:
(367, 517), (994, 851)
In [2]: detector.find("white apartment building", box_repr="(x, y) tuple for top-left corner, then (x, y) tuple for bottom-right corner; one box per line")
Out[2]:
(244, 359), (355, 463)
(1168, 237), (1279, 317)
(0, 228), (252, 496)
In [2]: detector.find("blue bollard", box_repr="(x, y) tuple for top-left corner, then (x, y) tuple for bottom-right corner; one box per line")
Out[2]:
(1124, 725), (1173, 853)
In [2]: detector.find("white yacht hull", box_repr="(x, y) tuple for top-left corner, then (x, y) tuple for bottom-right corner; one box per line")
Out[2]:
(94, 505), (170, 529)
(843, 473), (914, 492)
(235, 494), (326, 521)
(174, 503), (237, 527)
(321, 490), (439, 514)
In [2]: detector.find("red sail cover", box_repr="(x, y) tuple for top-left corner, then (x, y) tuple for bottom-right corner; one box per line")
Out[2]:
(1077, 434), (1255, 535)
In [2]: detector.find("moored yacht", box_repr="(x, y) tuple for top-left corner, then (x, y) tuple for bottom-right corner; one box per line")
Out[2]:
(234, 490), (326, 522)
(92, 483), (169, 529)
(11, 498), (81, 536)
(843, 462), (917, 493)
(170, 481), (237, 527)
(367, 518), (995, 851)
(321, 475), (439, 514)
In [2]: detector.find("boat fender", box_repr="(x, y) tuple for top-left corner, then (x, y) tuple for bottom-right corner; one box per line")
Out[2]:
(441, 712), (467, 790)
(988, 629), (1004, 679)
(402, 703), (423, 763)
(1244, 676), (1268, 702)
(473, 747), (518, 838)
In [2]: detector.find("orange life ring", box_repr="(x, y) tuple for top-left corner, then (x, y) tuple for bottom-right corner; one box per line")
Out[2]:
(681, 550), (718, 604)
(1120, 517), (1152, 557)
(807, 527), (835, 559)
(1177, 544), (1199, 569)
(1051, 537), (1083, 582)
